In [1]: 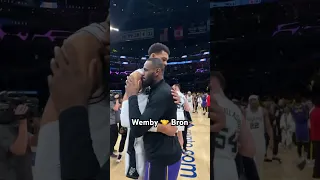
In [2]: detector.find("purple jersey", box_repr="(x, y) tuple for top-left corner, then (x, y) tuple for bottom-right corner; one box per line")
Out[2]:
(292, 104), (309, 142)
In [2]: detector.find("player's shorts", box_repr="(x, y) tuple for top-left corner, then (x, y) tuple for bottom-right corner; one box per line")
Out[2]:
(296, 126), (309, 142)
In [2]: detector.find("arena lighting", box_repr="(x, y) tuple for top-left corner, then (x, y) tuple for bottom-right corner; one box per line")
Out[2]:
(141, 57), (147, 60)
(120, 56), (126, 58)
(181, 55), (187, 58)
(203, 51), (209, 55)
(110, 26), (119, 32)
(122, 62), (128, 64)
(110, 69), (206, 75)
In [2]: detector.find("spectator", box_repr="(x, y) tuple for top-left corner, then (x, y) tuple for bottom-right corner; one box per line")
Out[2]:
(0, 104), (33, 180)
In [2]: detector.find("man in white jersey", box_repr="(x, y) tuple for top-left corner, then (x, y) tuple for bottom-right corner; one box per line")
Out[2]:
(186, 91), (193, 112)
(245, 95), (273, 177)
(172, 84), (191, 153)
(211, 72), (256, 180)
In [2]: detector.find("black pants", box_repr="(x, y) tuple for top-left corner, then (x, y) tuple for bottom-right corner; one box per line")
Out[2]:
(194, 103), (198, 111)
(118, 132), (127, 153)
(242, 155), (260, 180)
(313, 141), (320, 178)
(110, 124), (118, 155)
(182, 125), (188, 150)
(292, 132), (297, 145)
(265, 132), (279, 156)
(210, 132), (216, 180)
(235, 153), (244, 178)
(297, 141), (309, 158)
(202, 106), (207, 112)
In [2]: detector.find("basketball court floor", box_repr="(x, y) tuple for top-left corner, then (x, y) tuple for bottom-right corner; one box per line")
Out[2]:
(262, 147), (314, 180)
(110, 112), (210, 180)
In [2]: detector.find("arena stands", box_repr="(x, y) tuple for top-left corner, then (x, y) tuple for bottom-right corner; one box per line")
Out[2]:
(0, 0), (107, 109)
(110, 0), (210, 92)
(211, 1), (320, 98)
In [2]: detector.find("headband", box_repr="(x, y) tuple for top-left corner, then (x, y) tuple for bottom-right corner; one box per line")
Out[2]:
(134, 68), (144, 75)
(248, 95), (259, 101)
(76, 22), (108, 46)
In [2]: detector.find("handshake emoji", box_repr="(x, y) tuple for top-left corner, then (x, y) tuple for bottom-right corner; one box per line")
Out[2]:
(160, 119), (169, 125)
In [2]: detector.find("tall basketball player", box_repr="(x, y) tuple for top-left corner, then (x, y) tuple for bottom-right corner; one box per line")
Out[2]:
(245, 95), (273, 177)
(211, 72), (256, 180)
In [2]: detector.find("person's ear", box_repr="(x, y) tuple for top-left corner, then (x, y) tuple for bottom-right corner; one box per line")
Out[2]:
(155, 68), (161, 75)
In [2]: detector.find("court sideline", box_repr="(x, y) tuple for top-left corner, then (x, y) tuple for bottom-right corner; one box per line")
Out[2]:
(110, 112), (210, 180)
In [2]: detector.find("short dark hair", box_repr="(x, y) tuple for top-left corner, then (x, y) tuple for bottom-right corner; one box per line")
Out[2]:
(174, 84), (181, 90)
(148, 43), (170, 56)
(147, 58), (164, 70)
(211, 71), (226, 90)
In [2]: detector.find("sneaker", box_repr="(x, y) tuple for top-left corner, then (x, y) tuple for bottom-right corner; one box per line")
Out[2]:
(116, 154), (122, 163)
(307, 160), (315, 167)
(182, 149), (191, 156)
(111, 153), (117, 158)
(297, 159), (306, 170)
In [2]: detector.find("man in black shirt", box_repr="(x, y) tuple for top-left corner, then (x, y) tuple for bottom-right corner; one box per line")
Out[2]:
(126, 57), (182, 180)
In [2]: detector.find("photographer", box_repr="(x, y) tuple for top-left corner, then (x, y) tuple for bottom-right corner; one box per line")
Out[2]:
(110, 93), (121, 157)
(0, 104), (33, 180)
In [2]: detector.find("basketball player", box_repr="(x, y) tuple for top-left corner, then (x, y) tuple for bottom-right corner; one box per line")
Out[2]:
(211, 72), (256, 180)
(280, 106), (295, 150)
(292, 97), (309, 170)
(126, 58), (182, 180)
(172, 84), (191, 153)
(245, 95), (273, 177)
(201, 93), (208, 115)
(121, 70), (179, 179)
(186, 91), (194, 113)
(193, 93), (198, 113)
(35, 18), (109, 180)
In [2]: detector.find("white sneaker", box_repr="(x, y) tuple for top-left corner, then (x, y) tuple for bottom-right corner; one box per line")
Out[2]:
(116, 154), (122, 163)
(307, 160), (315, 167)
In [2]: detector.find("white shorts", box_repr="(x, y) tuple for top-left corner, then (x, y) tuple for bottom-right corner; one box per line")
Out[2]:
(177, 111), (185, 131)
(214, 158), (238, 180)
